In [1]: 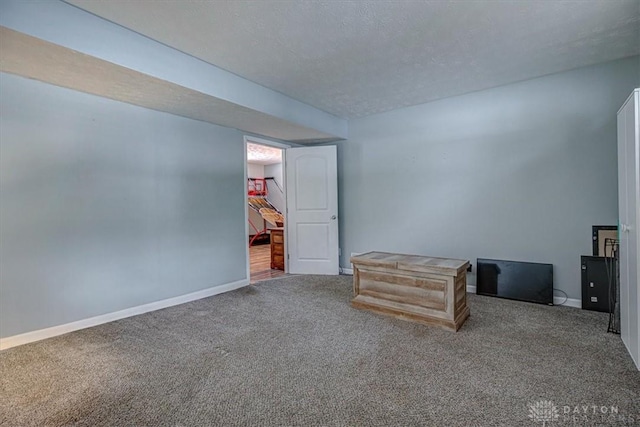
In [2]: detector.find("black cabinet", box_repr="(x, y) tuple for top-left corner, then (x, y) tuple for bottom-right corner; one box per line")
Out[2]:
(581, 256), (615, 313)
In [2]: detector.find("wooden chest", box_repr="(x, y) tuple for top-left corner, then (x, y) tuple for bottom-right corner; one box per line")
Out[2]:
(270, 228), (285, 271)
(350, 252), (470, 331)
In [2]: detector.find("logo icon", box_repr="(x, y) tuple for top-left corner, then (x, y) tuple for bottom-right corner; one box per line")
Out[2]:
(529, 400), (559, 425)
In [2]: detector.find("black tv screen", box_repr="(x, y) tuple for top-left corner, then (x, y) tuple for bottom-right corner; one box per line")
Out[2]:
(476, 258), (553, 305)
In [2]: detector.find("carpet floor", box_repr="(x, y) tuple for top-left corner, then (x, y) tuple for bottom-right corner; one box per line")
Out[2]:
(1, 275), (638, 426)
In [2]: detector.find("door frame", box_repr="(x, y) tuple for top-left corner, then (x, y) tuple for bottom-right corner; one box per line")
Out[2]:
(244, 135), (291, 281)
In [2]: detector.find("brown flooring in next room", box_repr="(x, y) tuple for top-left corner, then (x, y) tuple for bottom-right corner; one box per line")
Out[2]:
(250, 244), (286, 284)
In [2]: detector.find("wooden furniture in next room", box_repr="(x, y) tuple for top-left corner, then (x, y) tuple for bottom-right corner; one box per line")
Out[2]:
(350, 252), (470, 331)
(270, 228), (285, 271)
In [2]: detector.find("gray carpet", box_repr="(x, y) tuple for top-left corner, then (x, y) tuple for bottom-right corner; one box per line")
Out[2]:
(1, 275), (638, 426)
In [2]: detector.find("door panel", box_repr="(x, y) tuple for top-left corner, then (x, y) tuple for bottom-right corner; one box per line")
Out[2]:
(618, 90), (640, 369)
(286, 146), (339, 275)
(294, 156), (329, 210)
(625, 93), (639, 365)
(618, 98), (630, 347)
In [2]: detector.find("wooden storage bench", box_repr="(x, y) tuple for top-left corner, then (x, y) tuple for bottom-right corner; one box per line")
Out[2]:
(350, 252), (470, 331)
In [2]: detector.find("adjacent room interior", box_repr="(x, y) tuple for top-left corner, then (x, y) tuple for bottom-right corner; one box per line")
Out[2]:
(246, 141), (286, 283)
(0, 0), (639, 425)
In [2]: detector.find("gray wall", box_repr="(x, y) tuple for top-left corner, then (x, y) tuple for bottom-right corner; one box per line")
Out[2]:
(0, 73), (247, 338)
(337, 56), (640, 299)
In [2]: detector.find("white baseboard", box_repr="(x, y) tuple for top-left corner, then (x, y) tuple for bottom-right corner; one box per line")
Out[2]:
(342, 276), (581, 308)
(315, 267), (583, 310)
(0, 278), (249, 351)
(466, 285), (581, 308)
(341, 253), (362, 275)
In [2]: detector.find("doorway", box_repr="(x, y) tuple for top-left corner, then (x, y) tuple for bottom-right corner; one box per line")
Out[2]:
(244, 137), (340, 282)
(245, 138), (287, 284)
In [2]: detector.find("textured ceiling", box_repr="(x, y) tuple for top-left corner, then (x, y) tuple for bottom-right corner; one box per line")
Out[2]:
(247, 142), (282, 165)
(66, 0), (640, 118)
(0, 27), (336, 142)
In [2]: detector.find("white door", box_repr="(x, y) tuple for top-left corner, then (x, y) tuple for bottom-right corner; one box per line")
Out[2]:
(618, 89), (639, 369)
(286, 145), (339, 275)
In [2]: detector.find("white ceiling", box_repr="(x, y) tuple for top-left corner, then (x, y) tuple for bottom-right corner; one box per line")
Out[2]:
(247, 142), (282, 165)
(67, 0), (640, 119)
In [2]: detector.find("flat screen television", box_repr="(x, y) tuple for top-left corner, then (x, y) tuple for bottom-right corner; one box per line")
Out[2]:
(476, 258), (553, 305)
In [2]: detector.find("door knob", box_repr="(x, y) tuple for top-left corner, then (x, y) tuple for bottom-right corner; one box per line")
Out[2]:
(331, 215), (337, 220)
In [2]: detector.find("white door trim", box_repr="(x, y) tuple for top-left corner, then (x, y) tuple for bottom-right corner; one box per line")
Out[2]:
(243, 135), (291, 280)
